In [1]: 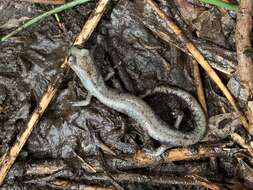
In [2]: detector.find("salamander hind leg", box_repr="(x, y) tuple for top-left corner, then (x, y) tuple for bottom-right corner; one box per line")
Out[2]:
(172, 109), (184, 129)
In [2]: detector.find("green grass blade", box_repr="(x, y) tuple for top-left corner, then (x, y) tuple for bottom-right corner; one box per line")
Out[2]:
(0, 0), (91, 42)
(198, 0), (239, 12)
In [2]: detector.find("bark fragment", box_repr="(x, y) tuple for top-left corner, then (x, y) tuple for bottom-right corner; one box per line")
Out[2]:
(235, 0), (253, 98)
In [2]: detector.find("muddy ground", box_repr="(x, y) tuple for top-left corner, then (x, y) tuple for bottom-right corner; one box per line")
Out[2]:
(0, 0), (253, 189)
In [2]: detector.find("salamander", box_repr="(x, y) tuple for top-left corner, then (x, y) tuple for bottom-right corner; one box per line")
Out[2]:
(68, 47), (207, 147)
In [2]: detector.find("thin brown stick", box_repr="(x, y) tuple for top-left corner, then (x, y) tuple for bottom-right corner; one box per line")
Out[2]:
(133, 145), (240, 166)
(145, 0), (250, 133)
(73, 152), (97, 173)
(8, 147), (242, 176)
(25, 172), (220, 190)
(21, 0), (65, 4)
(50, 179), (115, 190)
(192, 59), (207, 113)
(26, 171), (221, 190)
(235, 0), (253, 128)
(230, 133), (253, 158)
(74, 0), (109, 45)
(77, 173), (221, 190)
(0, 0), (110, 185)
(113, 174), (220, 190)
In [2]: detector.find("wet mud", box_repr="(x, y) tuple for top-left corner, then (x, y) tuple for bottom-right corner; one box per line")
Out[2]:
(0, 0), (252, 189)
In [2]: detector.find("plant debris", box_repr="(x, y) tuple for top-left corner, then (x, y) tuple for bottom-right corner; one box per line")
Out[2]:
(0, 0), (253, 189)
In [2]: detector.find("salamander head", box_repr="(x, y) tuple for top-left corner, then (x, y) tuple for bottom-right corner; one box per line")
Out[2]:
(68, 46), (93, 70)
(68, 46), (105, 92)
(68, 46), (98, 79)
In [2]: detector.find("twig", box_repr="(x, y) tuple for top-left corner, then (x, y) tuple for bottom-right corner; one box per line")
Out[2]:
(24, 172), (220, 190)
(21, 0), (65, 4)
(145, 0), (250, 133)
(25, 160), (66, 176)
(235, 0), (253, 129)
(0, 0), (110, 185)
(74, 0), (109, 45)
(230, 133), (253, 158)
(114, 174), (220, 190)
(0, 0), (91, 42)
(192, 59), (207, 113)
(77, 173), (221, 190)
(7, 146), (243, 177)
(73, 152), (97, 173)
(133, 145), (241, 166)
(50, 179), (115, 190)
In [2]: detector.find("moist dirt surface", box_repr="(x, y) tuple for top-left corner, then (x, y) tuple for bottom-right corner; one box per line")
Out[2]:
(0, 0), (253, 190)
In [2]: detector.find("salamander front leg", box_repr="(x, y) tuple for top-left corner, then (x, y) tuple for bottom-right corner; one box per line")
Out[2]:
(71, 93), (92, 107)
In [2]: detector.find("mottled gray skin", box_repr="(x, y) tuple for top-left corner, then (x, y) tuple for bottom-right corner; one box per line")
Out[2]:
(68, 47), (206, 146)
